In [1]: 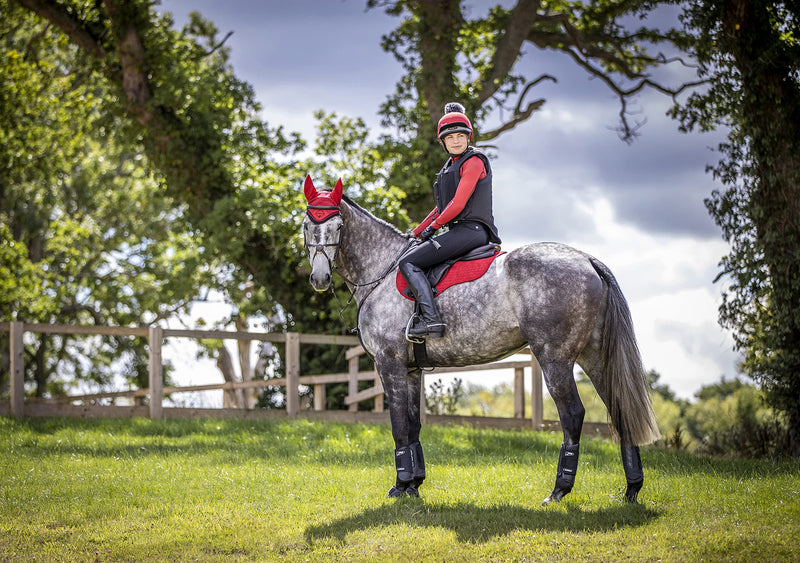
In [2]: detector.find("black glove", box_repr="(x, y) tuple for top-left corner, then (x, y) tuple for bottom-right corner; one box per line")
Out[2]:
(419, 226), (436, 242)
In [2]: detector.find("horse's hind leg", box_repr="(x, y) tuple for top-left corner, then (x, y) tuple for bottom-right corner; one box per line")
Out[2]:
(580, 346), (644, 503)
(541, 360), (586, 505)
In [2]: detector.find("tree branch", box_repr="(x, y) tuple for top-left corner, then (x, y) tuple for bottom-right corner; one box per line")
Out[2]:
(477, 0), (543, 105)
(14, 0), (108, 60)
(480, 74), (556, 141)
(523, 10), (708, 142)
(561, 45), (707, 141)
(200, 30), (233, 58)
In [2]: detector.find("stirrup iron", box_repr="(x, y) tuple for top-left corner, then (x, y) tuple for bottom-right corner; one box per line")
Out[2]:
(404, 314), (426, 344)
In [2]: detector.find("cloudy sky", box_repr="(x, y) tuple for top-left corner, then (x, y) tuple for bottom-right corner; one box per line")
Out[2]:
(159, 0), (741, 400)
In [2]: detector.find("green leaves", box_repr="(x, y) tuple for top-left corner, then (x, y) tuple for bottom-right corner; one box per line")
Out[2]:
(675, 0), (800, 450)
(0, 225), (52, 320)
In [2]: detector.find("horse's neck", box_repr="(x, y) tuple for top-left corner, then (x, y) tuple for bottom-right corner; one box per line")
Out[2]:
(338, 200), (408, 286)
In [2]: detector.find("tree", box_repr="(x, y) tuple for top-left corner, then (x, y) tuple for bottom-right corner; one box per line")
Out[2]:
(673, 0), (800, 455)
(4, 0), (409, 405)
(1, 2), (219, 395)
(9, 0), (313, 315)
(369, 0), (702, 217)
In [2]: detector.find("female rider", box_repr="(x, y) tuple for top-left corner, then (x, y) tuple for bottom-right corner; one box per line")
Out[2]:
(399, 102), (501, 341)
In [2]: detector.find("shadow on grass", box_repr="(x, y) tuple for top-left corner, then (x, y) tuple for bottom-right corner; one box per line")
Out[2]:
(304, 500), (661, 545)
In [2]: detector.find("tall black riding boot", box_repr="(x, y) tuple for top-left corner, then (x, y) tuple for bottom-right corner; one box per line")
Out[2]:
(399, 263), (445, 340)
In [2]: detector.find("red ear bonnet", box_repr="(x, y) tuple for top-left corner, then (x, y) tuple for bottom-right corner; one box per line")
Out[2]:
(304, 175), (343, 223)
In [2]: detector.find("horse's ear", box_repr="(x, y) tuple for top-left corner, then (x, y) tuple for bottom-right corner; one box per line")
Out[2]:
(303, 175), (318, 202)
(331, 178), (343, 204)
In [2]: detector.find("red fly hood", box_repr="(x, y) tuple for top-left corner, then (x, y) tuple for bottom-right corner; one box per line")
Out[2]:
(304, 175), (343, 223)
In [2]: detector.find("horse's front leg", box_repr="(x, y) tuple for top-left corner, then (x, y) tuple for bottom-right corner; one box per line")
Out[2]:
(541, 361), (585, 506)
(379, 355), (426, 498)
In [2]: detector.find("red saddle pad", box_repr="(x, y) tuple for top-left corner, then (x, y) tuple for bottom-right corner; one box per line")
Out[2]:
(396, 251), (504, 301)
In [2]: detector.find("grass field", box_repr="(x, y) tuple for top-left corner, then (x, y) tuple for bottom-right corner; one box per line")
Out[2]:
(1, 416), (798, 562)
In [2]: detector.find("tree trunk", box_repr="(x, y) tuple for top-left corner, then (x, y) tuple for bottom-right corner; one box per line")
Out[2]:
(235, 316), (257, 409)
(217, 345), (245, 409)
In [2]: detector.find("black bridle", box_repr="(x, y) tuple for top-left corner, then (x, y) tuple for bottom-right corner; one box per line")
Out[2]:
(304, 205), (343, 264)
(303, 210), (416, 311)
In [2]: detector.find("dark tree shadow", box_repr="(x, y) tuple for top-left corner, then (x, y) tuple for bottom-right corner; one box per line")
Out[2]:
(305, 499), (662, 545)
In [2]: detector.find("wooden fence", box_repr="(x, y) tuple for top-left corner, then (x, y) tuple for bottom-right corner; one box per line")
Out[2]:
(1, 321), (610, 435)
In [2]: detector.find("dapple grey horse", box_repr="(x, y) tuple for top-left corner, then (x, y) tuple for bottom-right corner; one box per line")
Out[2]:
(301, 176), (660, 504)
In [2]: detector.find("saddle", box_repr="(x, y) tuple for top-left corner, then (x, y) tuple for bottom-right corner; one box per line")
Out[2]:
(396, 244), (504, 300)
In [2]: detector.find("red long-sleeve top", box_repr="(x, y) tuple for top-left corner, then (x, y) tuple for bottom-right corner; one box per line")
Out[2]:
(412, 156), (487, 236)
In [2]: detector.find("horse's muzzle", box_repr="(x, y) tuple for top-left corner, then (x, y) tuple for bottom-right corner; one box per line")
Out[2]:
(309, 271), (331, 292)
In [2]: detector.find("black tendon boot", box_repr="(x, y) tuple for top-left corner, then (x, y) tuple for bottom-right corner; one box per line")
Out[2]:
(388, 445), (414, 498)
(400, 263), (445, 340)
(621, 444), (644, 503)
(388, 442), (426, 498)
(407, 441), (426, 496)
(543, 442), (580, 505)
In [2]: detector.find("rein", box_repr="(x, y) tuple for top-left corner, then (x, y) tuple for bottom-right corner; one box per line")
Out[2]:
(316, 239), (414, 334)
(333, 238), (416, 309)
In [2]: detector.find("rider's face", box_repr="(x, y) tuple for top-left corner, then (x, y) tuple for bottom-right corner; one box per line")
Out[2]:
(443, 132), (469, 155)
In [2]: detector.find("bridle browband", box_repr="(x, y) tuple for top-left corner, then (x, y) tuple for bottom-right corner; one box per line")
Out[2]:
(306, 204), (340, 223)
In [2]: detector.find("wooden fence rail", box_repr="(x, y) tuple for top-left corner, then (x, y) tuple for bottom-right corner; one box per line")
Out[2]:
(0, 321), (558, 432)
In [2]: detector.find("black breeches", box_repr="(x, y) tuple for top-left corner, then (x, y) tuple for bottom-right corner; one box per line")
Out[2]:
(399, 221), (489, 273)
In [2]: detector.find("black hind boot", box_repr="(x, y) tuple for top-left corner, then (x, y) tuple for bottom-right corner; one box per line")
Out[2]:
(621, 443), (644, 503)
(400, 263), (445, 341)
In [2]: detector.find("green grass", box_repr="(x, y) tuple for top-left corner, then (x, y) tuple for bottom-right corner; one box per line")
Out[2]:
(1, 416), (798, 562)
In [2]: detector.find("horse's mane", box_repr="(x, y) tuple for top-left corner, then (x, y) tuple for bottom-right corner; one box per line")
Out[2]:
(341, 194), (411, 240)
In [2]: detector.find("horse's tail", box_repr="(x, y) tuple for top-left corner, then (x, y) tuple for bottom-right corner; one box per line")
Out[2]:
(590, 257), (661, 446)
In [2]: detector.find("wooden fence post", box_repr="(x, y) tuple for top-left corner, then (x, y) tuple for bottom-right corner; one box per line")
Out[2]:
(148, 326), (163, 419)
(9, 321), (24, 418)
(285, 332), (300, 417)
(347, 354), (359, 412)
(313, 384), (326, 411)
(373, 371), (384, 412)
(514, 366), (525, 419)
(530, 354), (543, 428)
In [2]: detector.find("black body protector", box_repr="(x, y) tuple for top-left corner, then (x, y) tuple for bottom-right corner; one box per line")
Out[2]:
(433, 146), (501, 244)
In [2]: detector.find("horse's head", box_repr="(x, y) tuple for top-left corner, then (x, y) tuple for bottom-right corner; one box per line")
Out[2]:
(302, 175), (344, 292)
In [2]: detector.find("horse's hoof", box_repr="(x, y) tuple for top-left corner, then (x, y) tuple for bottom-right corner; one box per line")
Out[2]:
(405, 486), (420, 498)
(387, 486), (407, 498)
(541, 488), (567, 506)
(624, 480), (643, 503)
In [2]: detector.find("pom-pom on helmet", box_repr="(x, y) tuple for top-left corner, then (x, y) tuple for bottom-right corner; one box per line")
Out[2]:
(437, 102), (473, 140)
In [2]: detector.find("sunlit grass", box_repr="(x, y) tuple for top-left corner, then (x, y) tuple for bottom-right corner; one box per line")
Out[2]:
(1, 416), (798, 561)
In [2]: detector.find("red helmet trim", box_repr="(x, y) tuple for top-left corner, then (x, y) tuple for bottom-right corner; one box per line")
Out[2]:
(437, 112), (473, 139)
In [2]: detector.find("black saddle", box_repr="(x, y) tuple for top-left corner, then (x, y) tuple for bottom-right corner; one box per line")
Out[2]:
(402, 243), (501, 297)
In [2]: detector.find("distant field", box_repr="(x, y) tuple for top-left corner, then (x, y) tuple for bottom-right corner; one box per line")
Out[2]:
(1, 416), (798, 561)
